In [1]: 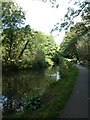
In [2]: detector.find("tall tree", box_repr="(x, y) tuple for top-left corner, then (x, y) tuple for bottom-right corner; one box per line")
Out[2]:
(2, 1), (26, 62)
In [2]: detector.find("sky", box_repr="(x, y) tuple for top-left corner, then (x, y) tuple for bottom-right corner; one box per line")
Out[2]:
(14, 0), (81, 45)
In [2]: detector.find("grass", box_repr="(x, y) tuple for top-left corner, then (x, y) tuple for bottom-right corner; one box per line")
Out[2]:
(20, 61), (79, 119)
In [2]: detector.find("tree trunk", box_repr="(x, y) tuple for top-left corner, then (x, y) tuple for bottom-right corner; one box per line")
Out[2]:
(18, 40), (29, 59)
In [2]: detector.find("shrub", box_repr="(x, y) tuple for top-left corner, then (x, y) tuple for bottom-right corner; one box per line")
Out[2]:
(24, 96), (42, 110)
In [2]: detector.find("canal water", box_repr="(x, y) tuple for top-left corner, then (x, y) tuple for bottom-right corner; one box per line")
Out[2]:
(1, 66), (60, 115)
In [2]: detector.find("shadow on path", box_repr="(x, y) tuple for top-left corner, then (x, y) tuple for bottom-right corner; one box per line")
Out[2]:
(60, 65), (88, 118)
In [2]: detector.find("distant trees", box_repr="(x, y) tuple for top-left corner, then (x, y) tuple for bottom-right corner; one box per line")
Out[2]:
(59, 21), (89, 62)
(60, 22), (88, 58)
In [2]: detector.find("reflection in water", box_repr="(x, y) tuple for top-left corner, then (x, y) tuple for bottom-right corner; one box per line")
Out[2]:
(56, 71), (60, 81)
(46, 71), (60, 81)
(2, 67), (60, 114)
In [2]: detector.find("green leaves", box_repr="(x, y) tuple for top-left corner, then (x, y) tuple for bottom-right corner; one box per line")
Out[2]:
(2, 2), (25, 29)
(24, 96), (42, 110)
(59, 21), (89, 61)
(51, 0), (89, 33)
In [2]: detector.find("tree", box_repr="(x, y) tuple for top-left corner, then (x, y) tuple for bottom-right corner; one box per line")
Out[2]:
(29, 32), (57, 67)
(59, 22), (88, 59)
(2, 1), (25, 29)
(76, 37), (88, 61)
(51, 0), (90, 33)
(2, 1), (26, 64)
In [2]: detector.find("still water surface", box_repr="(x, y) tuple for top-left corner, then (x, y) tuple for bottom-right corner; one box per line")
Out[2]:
(2, 66), (60, 114)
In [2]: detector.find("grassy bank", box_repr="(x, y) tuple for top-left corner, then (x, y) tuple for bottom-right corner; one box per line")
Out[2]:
(20, 60), (78, 119)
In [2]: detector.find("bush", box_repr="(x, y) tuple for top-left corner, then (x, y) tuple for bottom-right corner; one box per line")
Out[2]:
(24, 96), (42, 110)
